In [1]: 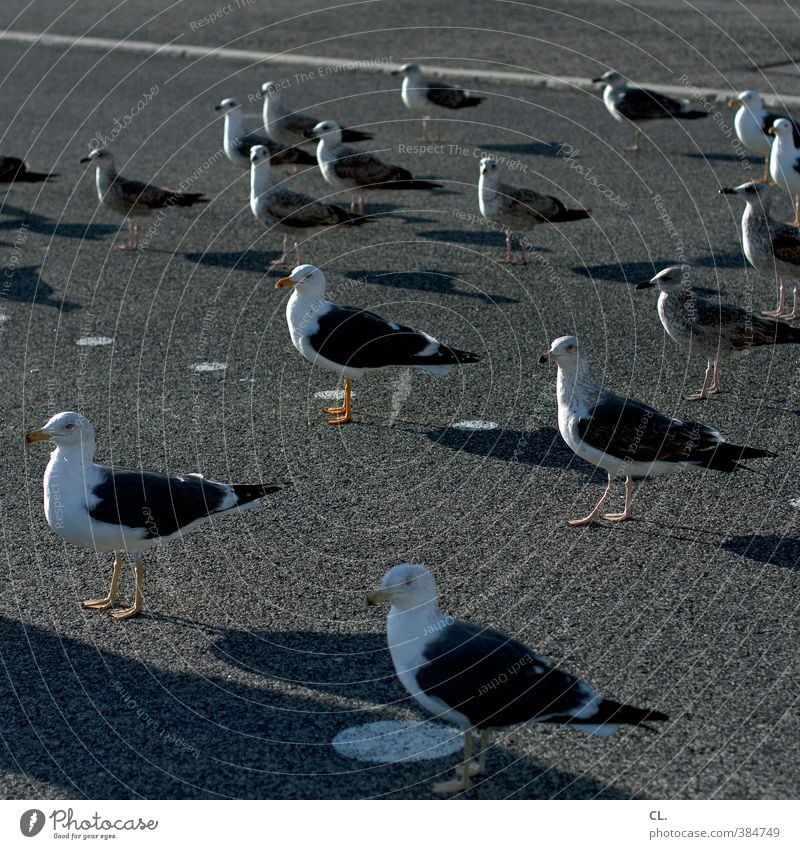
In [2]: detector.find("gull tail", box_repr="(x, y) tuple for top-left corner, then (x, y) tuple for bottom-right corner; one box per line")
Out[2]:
(379, 178), (443, 191)
(552, 207), (592, 223)
(340, 128), (374, 143)
(457, 95), (485, 108)
(172, 192), (210, 207)
(232, 482), (287, 505)
(566, 699), (669, 734)
(705, 442), (776, 473)
(773, 321), (800, 344)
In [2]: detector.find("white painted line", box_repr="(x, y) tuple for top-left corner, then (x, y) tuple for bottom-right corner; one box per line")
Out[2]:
(75, 335), (112, 346)
(4, 29), (800, 106)
(452, 420), (499, 431)
(332, 720), (462, 763)
(190, 361), (227, 372)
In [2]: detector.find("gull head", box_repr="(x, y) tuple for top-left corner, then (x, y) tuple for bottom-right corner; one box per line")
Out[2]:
(25, 411), (95, 448)
(479, 156), (498, 177)
(367, 563), (437, 610)
(215, 97), (240, 114)
(728, 90), (761, 110)
(261, 81), (282, 99)
(275, 263), (326, 292)
(539, 335), (580, 366)
(311, 120), (342, 143)
(636, 264), (691, 292)
(719, 181), (770, 205)
(250, 145), (271, 166)
(392, 63), (422, 78)
(79, 148), (114, 169)
(768, 117), (794, 140)
(592, 70), (626, 87)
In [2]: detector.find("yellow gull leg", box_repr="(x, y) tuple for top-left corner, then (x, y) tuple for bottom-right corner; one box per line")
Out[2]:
(327, 377), (353, 425)
(82, 552), (123, 610)
(433, 731), (474, 795)
(111, 560), (145, 620)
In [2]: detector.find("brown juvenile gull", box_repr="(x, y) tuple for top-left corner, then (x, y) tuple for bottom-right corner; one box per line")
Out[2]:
(367, 563), (668, 795)
(249, 145), (369, 267)
(80, 148), (208, 250)
(478, 157), (591, 264)
(215, 98), (315, 171)
(0, 155), (58, 183)
(313, 120), (442, 214)
(720, 181), (800, 320)
(25, 411), (284, 620)
(592, 70), (707, 152)
(275, 265), (478, 424)
(539, 335), (775, 526)
(391, 63), (484, 141)
(261, 80), (373, 149)
(637, 264), (800, 399)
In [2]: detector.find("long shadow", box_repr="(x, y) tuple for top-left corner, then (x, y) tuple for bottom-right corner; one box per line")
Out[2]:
(341, 269), (519, 304)
(0, 618), (632, 799)
(573, 261), (722, 296)
(421, 229), (551, 254)
(690, 252), (749, 271)
(483, 141), (564, 158)
(0, 203), (118, 240)
(184, 250), (278, 272)
(723, 534), (800, 569)
(684, 153), (753, 163)
(424, 425), (596, 478)
(2, 265), (80, 311)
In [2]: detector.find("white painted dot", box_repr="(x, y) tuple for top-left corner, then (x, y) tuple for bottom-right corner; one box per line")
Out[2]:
(790, 497), (800, 508)
(332, 720), (462, 763)
(75, 336), (113, 347)
(191, 362), (227, 373)
(452, 420), (499, 431)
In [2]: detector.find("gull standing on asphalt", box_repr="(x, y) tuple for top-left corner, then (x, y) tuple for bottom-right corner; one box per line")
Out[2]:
(539, 336), (774, 526)
(721, 181), (800, 320)
(729, 91), (800, 184)
(392, 63), (484, 141)
(637, 264), (800, 399)
(80, 148), (208, 250)
(768, 118), (800, 225)
(592, 70), (707, 152)
(478, 158), (591, 264)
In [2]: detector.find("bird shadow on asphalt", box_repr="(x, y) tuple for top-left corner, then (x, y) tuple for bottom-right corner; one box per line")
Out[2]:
(340, 268), (519, 304)
(573, 261), (724, 296)
(422, 424), (595, 478)
(184, 249), (280, 272)
(0, 203), (118, 241)
(683, 153), (754, 163)
(1, 265), (80, 311)
(480, 141), (565, 158)
(722, 534), (800, 570)
(690, 252), (748, 271)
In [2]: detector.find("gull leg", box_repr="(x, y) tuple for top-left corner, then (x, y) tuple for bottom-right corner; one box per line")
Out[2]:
(777, 284), (799, 320)
(327, 377), (353, 424)
(624, 127), (641, 152)
(568, 475), (614, 527)
(603, 476), (634, 522)
(498, 230), (515, 263)
(456, 728), (489, 779)
(794, 196), (800, 227)
(293, 239), (303, 265)
(270, 235), (289, 267)
(420, 119), (428, 142)
(81, 552), (123, 610)
(686, 359), (715, 400)
(709, 359), (721, 394)
(762, 279), (786, 317)
(111, 560), (145, 620)
(358, 191), (366, 216)
(757, 158), (771, 184)
(433, 732), (474, 795)
(324, 378), (348, 414)
(131, 222), (140, 249)
(116, 220), (137, 251)
(514, 237), (528, 265)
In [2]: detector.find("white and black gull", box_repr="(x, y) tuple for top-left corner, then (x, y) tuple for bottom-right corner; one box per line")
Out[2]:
(80, 148), (208, 250)
(275, 265), (478, 424)
(592, 70), (707, 152)
(478, 157), (591, 264)
(768, 118), (800, 226)
(392, 63), (484, 141)
(539, 336), (775, 526)
(637, 264), (800, 399)
(729, 91), (800, 184)
(250, 145), (369, 267)
(721, 181), (800, 320)
(367, 563), (668, 795)
(313, 120), (442, 214)
(25, 412), (284, 619)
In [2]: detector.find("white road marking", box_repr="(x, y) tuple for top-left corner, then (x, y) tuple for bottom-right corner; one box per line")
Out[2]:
(75, 336), (113, 346)
(191, 361), (227, 372)
(332, 720), (462, 763)
(452, 420), (499, 431)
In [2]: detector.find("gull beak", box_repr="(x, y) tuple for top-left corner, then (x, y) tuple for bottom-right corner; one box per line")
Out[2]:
(538, 352), (552, 364)
(366, 589), (392, 606)
(591, 76), (605, 83)
(214, 104), (223, 111)
(728, 97), (742, 107)
(25, 428), (51, 444)
(635, 280), (655, 290)
(719, 187), (737, 195)
(79, 156), (91, 163)
(275, 277), (297, 289)
(768, 126), (777, 136)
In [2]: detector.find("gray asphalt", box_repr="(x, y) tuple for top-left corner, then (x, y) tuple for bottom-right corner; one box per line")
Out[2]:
(0, 2), (798, 801)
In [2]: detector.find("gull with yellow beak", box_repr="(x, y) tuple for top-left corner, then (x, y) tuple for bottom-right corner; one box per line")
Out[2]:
(768, 118), (800, 226)
(367, 563), (668, 795)
(276, 265), (479, 425)
(25, 411), (284, 619)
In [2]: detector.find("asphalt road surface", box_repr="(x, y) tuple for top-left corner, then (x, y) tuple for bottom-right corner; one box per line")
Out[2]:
(0, 2), (798, 800)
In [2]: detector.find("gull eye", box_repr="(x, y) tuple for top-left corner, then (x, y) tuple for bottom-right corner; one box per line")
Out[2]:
(65, 423), (75, 430)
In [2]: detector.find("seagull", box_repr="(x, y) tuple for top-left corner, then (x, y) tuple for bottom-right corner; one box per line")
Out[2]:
(261, 80), (373, 150)
(80, 148), (208, 250)
(592, 70), (707, 152)
(25, 411), (284, 619)
(249, 145), (369, 267)
(367, 563), (668, 795)
(768, 118), (800, 226)
(720, 181), (800, 320)
(391, 63), (484, 141)
(313, 120), (442, 214)
(275, 265), (479, 424)
(539, 335), (775, 526)
(215, 98), (316, 172)
(729, 91), (800, 184)
(478, 157), (591, 264)
(0, 155), (58, 183)
(636, 264), (800, 399)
